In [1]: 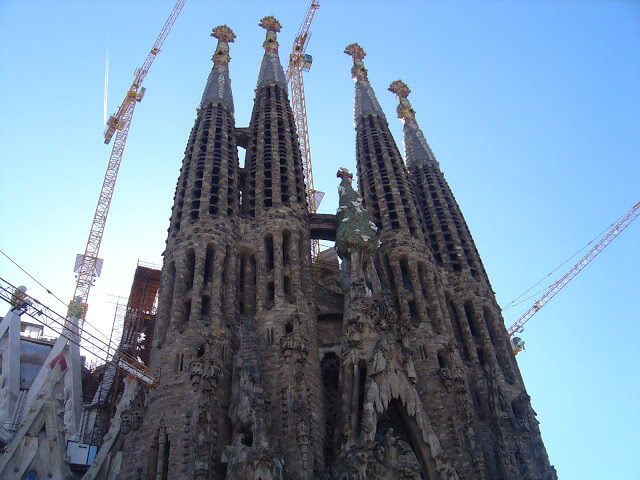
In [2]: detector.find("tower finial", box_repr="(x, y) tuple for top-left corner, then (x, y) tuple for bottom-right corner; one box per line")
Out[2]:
(259, 15), (282, 54)
(210, 25), (235, 70)
(344, 43), (368, 81)
(389, 79), (416, 125)
(336, 167), (353, 180)
(388, 80), (438, 167)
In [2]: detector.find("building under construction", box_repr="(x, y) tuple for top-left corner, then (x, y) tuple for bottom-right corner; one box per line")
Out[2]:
(0, 263), (161, 477)
(0, 12), (560, 480)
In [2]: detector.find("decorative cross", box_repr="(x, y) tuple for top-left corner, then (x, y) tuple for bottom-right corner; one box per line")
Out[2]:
(259, 16), (281, 54)
(211, 25), (236, 43)
(344, 43), (368, 81)
(388, 79), (410, 99)
(210, 25), (235, 69)
(259, 15), (282, 33)
(344, 43), (366, 60)
(389, 79), (416, 124)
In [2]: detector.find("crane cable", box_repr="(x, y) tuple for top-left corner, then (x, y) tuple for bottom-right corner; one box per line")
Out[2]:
(0, 275), (156, 386)
(0, 248), (114, 345)
(0, 247), (67, 307)
(502, 208), (630, 312)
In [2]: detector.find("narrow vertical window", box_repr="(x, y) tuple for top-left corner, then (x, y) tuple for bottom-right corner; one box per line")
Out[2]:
(284, 276), (293, 303)
(265, 235), (275, 272)
(447, 297), (470, 362)
(204, 244), (215, 284)
(282, 230), (291, 266)
(201, 295), (210, 316)
(267, 282), (275, 308)
(399, 257), (411, 289)
(464, 301), (479, 339)
(185, 249), (196, 291)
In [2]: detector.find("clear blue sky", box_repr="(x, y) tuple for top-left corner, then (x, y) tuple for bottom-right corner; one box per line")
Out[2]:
(1, 1), (638, 478)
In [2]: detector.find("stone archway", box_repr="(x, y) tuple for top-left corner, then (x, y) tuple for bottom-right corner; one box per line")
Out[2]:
(370, 398), (435, 479)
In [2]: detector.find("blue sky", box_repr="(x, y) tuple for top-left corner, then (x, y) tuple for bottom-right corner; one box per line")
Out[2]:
(0, 1), (639, 478)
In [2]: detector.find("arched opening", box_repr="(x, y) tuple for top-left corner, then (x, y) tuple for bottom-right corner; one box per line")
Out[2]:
(399, 257), (411, 289)
(282, 230), (291, 266)
(185, 248), (196, 291)
(265, 234), (275, 271)
(437, 349), (450, 370)
(372, 399), (435, 479)
(464, 301), (479, 339)
(446, 297), (470, 362)
(204, 244), (215, 284)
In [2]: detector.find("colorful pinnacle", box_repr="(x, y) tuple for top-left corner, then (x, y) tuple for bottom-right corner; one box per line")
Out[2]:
(388, 79), (410, 98)
(259, 15), (282, 33)
(344, 43), (368, 81)
(211, 24), (236, 43)
(259, 15), (281, 54)
(210, 25), (235, 70)
(389, 79), (416, 124)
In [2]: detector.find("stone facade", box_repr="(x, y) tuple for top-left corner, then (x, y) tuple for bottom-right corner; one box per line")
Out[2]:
(117, 21), (556, 480)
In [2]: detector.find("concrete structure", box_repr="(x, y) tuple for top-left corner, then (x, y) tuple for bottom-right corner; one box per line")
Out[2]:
(0, 296), (85, 479)
(113, 20), (555, 480)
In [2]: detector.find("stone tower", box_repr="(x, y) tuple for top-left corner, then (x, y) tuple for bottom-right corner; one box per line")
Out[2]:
(115, 22), (556, 480)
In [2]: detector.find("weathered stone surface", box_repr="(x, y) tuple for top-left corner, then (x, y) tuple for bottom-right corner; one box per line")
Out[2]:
(113, 26), (555, 480)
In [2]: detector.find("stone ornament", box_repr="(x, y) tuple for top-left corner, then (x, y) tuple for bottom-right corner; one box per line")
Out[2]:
(344, 42), (368, 81)
(211, 25), (235, 70)
(259, 15), (282, 54)
(189, 332), (224, 393)
(389, 79), (417, 125)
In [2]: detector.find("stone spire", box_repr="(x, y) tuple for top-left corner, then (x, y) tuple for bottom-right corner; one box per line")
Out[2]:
(200, 25), (236, 112)
(243, 15), (307, 216)
(345, 42), (421, 240)
(257, 15), (287, 90)
(388, 79), (438, 168)
(388, 80), (490, 280)
(344, 43), (386, 121)
(167, 25), (240, 246)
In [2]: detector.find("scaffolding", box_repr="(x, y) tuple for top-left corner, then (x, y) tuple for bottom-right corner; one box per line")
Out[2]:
(87, 263), (161, 445)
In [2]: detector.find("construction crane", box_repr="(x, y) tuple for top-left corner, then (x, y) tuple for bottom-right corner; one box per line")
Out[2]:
(73, 0), (185, 316)
(509, 201), (640, 354)
(286, 0), (323, 259)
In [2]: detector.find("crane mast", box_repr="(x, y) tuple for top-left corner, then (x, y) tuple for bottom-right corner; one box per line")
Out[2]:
(73, 0), (185, 314)
(508, 201), (640, 353)
(286, 0), (322, 259)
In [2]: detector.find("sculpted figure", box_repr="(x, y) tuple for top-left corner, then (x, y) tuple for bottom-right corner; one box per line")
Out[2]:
(189, 359), (203, 388)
